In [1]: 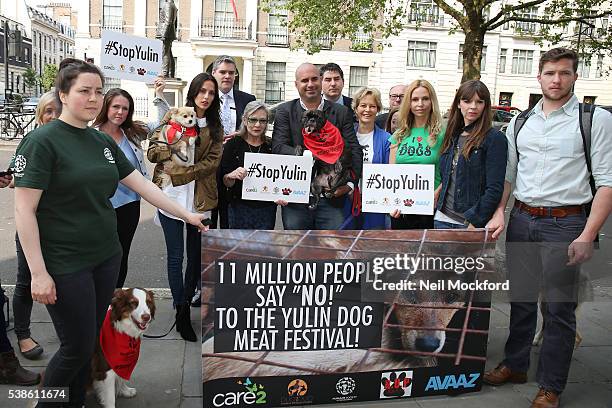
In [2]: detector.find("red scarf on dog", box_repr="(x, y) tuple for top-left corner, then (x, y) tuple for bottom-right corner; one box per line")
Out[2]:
(302, 120), (345, 164)
(99, 308), (141, 381)
(165, 120), (198, 144)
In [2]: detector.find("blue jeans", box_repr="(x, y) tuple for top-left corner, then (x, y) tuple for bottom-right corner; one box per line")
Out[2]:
(503, 207), (585, 393)
(158, 212), (201, 306)
(281, 198), (345, 230)
(434, 220), (466, 229)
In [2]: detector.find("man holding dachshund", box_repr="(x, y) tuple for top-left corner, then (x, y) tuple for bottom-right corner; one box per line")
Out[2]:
(272, 63), (363, 230)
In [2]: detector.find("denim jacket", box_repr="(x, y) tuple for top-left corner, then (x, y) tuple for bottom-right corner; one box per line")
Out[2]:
(436, 127), (508, 227)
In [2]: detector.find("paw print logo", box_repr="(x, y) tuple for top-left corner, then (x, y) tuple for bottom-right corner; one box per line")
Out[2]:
(403, 199), (414, 207)
(137, 68), (146, 75)
(282, 188), (292, 195)
(380, 371), (413, 399)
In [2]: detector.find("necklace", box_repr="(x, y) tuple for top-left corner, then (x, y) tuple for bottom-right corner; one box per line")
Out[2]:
(248, 143), (262, 153)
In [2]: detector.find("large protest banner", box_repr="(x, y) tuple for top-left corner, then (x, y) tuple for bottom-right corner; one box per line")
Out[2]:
(100, 30), (163, 83)
(202, 230), (500, 407)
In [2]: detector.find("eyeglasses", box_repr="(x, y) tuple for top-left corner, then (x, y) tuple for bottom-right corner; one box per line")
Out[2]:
(247, 118), (268, 125)
(389, 94), (405, 100)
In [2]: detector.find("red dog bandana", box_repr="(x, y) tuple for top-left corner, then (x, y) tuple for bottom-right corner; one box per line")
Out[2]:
(100, 308), (141, 381)
(165, 120), (198, 144)
(302, 120), (345, 164)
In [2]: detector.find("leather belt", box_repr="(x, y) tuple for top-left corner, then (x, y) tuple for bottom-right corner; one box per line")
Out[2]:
(514, 200), (584, 217)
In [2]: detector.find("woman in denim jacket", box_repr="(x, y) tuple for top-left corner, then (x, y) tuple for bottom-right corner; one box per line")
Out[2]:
(434, 80), (507, 229)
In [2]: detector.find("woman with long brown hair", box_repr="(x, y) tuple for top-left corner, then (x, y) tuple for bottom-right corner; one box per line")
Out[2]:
(92, 82), (167, 288)
(389, 79), (445, 229)
(434, 80), (507, 229)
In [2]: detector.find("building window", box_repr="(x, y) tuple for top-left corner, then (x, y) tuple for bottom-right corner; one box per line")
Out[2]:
(511, 49), (534, 75)
(499, 48), (507, 73)
(214, 0), (236, 37)
(515, 6), (538, 33)
(23, 48), (29, 63)
(103, 0), (123, 31)
(595, 55), (603, 78)
(33, 31), (37, 47)
(44, 36), (47, 51)
(267, 0), (288, 46)
(104, 77), (121, 93)
(458, 44), (487, 71)
(348, 66), (369, 98)
(265, 62), (286, 104)
(407, 41), (436, 68)
(408, 0), (442, 26)
(577, 57), (591, 78)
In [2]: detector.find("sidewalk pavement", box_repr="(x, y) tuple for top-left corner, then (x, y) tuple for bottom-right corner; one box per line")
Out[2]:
(0, 291), (202, 408)
(1, 289), (610, 408)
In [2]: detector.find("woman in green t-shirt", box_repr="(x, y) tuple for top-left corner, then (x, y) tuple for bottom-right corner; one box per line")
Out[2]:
(13, 58), (209, 408)
(388, 79), (444, 230)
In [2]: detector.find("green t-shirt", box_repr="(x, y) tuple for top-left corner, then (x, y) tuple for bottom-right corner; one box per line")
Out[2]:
(389, 127), (445, 188)
(13, 119), (135, 276)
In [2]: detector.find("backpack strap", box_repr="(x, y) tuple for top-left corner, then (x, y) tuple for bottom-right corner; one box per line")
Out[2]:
(513, 108), (535, 162)
(578, 102), (596, 195)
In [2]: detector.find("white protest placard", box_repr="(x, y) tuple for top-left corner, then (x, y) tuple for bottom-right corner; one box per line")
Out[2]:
(242, 153), (313, 204)
(100, 30), (162, 83)
(361, 163), (435, 215)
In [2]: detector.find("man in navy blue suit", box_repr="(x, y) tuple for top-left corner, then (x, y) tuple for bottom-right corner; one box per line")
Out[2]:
(320, 63), (353, 110)
(211, 55), (256, 230)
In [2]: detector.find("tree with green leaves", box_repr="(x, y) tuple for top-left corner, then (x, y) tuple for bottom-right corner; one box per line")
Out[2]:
(23, 67), (38, 96)
(262, 0), (611, 82)
(40, 64), (58, 92)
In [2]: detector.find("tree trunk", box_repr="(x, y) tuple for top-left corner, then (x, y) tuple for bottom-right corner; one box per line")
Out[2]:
(461, 27), (486, 83)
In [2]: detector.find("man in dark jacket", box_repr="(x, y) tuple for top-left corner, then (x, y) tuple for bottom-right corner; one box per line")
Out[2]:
(320, 63), (353, 109)
(272, 63), (363, 230)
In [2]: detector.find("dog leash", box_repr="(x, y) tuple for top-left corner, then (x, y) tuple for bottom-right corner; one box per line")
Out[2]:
(142, 320), (177, 339)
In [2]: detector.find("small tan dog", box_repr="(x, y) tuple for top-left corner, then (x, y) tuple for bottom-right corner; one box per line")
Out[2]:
(151, 107), (198, 188)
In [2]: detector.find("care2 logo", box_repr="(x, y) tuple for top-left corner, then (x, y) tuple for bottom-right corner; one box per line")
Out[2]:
(212, 377), (267, 407)
(380, 370), (413, 399)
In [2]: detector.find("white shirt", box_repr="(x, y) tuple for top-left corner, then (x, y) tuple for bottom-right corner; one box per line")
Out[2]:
(356, 130), (374, 163)
(220, 89), (237, 132)
(299, 97), (325, 111)
(505, 94), (612, 206)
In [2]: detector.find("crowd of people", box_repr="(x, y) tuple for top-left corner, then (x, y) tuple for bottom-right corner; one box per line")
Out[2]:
(0, 47), (610, 408)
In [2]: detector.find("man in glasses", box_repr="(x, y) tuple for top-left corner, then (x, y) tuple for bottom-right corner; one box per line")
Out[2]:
(211, 55), (256, 230)
(375, 84), (407, 129)
(272, 63), (363, 230)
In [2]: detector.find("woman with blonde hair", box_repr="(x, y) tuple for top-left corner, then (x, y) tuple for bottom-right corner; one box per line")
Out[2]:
(389, 79), (445, 229)
(34, 91), (60, 126)
(346, 86), (390, 229)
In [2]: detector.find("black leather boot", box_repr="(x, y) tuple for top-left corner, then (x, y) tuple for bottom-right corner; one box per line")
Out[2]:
(177, 303), (197, 342)
(0, 350), (41, 385)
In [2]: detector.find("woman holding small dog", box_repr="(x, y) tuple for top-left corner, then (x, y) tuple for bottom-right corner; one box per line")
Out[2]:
(389, 79), (445, 230)
(434, 80), (507, 229)
(148, 72), (223, 342)
(221, 101), (278, 229)
(10, 91), (60, 361)
(346, 87), (391, 229)
(93, 82), (168, 289)
(13, 58), (209, 408)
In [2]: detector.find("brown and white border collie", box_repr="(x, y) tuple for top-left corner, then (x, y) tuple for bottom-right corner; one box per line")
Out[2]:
(91, 288), (156, 408)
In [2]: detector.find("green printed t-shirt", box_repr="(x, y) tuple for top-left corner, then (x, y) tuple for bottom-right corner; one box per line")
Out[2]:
(13, 119), (135, 276)
(389, 127), (445, 188)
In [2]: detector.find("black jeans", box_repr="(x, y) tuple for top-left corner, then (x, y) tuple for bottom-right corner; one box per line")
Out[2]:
(38, 252), (121, 408)
(0, 287), (12, 353)
(503, 208), (585, 394)
(13, 233), (34, 341)
(115, 200), (141, 288)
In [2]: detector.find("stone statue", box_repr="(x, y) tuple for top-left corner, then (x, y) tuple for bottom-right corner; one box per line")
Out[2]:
(156, 0), (178, 78)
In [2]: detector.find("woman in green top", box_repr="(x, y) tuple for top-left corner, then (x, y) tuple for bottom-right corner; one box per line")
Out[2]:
(13, 58), (208, 408)
(389, 79), (444, 230)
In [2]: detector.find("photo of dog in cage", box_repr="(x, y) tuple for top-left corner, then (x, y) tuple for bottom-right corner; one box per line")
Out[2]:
(201, 230), (494, 383)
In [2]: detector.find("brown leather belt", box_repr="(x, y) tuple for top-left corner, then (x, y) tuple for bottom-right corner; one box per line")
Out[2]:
(514, 200), (584, 217)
